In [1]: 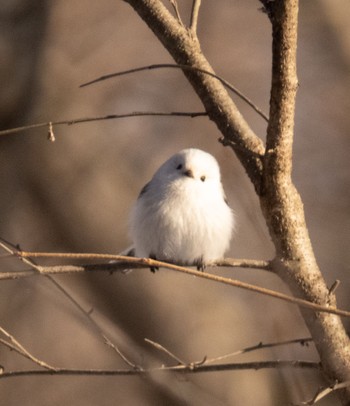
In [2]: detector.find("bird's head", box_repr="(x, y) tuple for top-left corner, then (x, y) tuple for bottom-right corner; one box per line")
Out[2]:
(154, 148), (222, 186)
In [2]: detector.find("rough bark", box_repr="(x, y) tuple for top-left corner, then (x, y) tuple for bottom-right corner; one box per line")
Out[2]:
(123, 0), (265, 193)
(260, 0), (350, 402)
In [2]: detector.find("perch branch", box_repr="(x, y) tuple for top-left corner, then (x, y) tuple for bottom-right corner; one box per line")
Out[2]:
(1, 248), (350, 318)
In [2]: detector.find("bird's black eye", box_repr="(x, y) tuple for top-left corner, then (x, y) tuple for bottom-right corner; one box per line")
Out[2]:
(176, 164), (183, 170)
(200, 175), (206, 182)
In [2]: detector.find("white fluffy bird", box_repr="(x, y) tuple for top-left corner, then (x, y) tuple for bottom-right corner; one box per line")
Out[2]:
(129, 148), (234, 269)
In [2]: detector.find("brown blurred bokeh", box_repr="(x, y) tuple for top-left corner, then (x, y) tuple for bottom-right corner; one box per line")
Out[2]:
(0, 1), (349, 405)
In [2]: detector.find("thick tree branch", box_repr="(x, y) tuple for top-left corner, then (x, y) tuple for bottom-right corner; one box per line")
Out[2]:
(124, 0), (265, 192)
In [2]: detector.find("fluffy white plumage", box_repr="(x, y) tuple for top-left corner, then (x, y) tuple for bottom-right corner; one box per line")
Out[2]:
(129, 148), (234, 267)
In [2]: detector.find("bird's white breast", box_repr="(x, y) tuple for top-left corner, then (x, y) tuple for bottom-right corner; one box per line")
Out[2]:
(131, 176), (233, 264)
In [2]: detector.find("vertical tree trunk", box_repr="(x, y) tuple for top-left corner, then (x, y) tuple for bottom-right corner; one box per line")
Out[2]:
(260, 1), (350, 401)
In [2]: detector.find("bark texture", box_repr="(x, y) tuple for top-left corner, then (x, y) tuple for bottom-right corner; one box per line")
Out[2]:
(124, 0), (265, 192)
(260, 1), (350, 401)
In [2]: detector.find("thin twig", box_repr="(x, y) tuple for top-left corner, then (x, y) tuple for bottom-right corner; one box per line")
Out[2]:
(0, 260), (273, 282)
(0, 259), (273, 280)
(0, 259), (271, 280)
(212, 258), (271, 271)
(146, 336), (313, 368)
(79, 63), (269, 122)
(2, 249), (350, 318)
(300, 380), (350, 405)
(47, 122), (55, 142)
(103, 335), (140, 370)
(189, 0), (201, 34)
(204, 337), (313, 365)
(169, 0), (184, 26)
(145, 338), (186, 365)
(0, 359), (320, 380)
(0, 111), (207, 137)
(0, 239), (138, 369)
(0, 249), (272, 279)
(0, 240), (43, 273)
(0, 337), (29, 357)
(328, 279), (340, 295)
(47, 277), (138, 369)
(11, 250), (272, 270)
(0, 326), (57, 371)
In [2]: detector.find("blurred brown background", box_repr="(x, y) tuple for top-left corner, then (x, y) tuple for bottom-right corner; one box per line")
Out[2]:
(0, 1), (349, 405)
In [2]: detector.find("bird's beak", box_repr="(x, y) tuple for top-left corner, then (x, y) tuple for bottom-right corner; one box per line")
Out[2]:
(183, 169), (194, 178)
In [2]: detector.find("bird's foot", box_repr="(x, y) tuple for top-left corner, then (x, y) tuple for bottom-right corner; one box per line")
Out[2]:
(149, 253), (159, 273)
(194, 257), (206, 272)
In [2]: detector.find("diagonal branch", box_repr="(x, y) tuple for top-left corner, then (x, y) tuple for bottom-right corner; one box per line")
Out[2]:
(124, 0), (265, 191)
(0, 239), (139, 369)
(145, 338), (187, 365)
(204, 337), (313, 365)
(302, 381), (350, 405)
(145, 336), (314, 367)
(168, 0), (184, 26)
(1, 247), (350, 318)
(80, 64), (268, 123)
(0, 325), (57, 371)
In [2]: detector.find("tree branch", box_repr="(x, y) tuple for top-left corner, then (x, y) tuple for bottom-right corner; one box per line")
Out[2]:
(302, 381), (350, 406)
(124, 0), (265, 192)
(1, 247), (350, 318)
(0, 111), (206, 137)
(145, 336), (314, 367)
(0, 359), (320, 380)
(189, 0), (201, 35)
(0, 325), (57, 371)
(80, 64), (268, 123)
(145, 338), (187, 365)
(168, 0), (184, 26)
(203, 337), (313, 365)
(0, 239), (139, 369)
